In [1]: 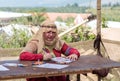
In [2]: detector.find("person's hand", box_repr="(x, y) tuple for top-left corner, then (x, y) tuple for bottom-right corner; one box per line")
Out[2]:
(43, 53), (52, 60)
(66, 54), (78, 61)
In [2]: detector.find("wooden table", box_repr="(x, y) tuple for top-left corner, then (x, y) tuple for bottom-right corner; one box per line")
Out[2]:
(0, 55), (120, 80)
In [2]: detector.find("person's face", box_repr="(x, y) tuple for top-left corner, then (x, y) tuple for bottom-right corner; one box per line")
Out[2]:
(43, 30), (57, 45)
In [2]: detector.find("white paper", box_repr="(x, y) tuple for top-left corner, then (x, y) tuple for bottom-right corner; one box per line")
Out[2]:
(3, 63), (17, 66)
(51, 57), (74, 63)
(33, 63), (69, 69)
(0, 65), (9, 71)
(3, 63), (26, 67)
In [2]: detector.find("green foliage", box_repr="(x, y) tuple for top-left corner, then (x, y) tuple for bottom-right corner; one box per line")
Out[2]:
(0, 5), (88, 13)
(0, 7), (46, 13)
(12, 13), (46, 25)
(102, 7), (120, 22)
(64, 17), (74, 26)
(61, 26), (95, 43)
(87, 6), (120, 22)
(29, 13), (46, 25)
(0, 27), (32, 48)
(0, 4), (119, 47)
(12, 17), (29, 25)
(46, 6), (88, 13)
(102, 17), (108, 28)
(59, 16), (95, 43)
(62, 34), (73, 43)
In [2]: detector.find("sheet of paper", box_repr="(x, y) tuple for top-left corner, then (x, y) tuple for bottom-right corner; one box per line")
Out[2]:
(51, 57), (74, 63)
(3, 63), (27, 67)
(3, 63), (17, 66)
(33, 63), (69, 69)
(0, 65), (9, 71)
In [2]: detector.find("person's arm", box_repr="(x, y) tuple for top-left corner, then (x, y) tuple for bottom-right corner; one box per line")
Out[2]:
(61, 43), (80, 60)
(19, 40), (43, 61)
(20, 52), (43, 61)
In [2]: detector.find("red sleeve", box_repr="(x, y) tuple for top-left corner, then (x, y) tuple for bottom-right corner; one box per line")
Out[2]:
(20, 52), (43, 61)
(61, 43), (80, 57)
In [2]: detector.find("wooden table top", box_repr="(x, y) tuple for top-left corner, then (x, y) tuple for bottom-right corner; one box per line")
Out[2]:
(0, 55), (120, 80)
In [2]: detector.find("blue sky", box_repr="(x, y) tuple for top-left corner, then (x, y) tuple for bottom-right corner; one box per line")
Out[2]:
(0, 0), (119, 7)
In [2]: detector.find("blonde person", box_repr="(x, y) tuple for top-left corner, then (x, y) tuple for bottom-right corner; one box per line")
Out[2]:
(19, 20), (80, 81)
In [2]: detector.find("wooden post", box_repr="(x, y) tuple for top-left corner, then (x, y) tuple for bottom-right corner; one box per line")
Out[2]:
(97, 0), (102, 81)
(77, 74), (80, 81)
(97, 0), (101, 35)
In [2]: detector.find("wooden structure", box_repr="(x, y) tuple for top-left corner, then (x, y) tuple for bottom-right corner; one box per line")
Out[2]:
(0, 55), (120, 80)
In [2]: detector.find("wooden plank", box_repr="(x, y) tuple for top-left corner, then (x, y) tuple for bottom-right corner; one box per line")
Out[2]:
(0, 55), (120, 80)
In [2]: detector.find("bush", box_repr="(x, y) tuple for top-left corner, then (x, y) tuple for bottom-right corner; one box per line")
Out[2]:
(61, 26), (95, 43)
(0, 27), (32, 48)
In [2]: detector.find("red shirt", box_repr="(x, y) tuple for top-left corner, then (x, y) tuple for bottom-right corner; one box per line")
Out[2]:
(20, 43), (80, 61)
